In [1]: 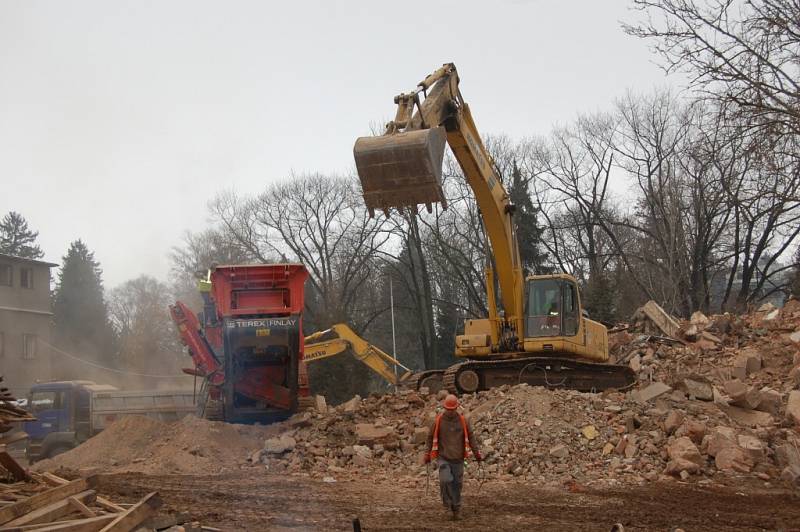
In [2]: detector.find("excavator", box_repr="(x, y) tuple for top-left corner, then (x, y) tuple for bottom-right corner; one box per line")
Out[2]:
(303, 323), (414, 387)
(353, 63), (636, 395)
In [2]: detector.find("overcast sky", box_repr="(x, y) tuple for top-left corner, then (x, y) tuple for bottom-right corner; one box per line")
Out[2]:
(0, 0), (672, 287)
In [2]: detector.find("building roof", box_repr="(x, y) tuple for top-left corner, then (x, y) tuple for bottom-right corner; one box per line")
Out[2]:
(0, 253), (58, 268)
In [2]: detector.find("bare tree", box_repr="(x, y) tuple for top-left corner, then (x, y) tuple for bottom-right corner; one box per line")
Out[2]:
(624, 0), (800, 137)
(211, 173), (390, 330)
(108, 275), (183, 373)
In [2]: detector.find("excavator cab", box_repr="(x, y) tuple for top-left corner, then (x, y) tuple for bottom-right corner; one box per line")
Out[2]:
(353, 126), (448, 217)
(524, 277), (580, 338)
(522, 274), (609, 363)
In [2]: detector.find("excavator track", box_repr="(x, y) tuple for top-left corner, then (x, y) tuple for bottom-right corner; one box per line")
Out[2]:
(406, 370), (446, 394)
(442, 357), (636, 395)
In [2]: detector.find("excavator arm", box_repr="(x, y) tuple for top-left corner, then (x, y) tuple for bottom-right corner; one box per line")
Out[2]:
(304, 323), (414, 386)
(354, 63), (524, 350)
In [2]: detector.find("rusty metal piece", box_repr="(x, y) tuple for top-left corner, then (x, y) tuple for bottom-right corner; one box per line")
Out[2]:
(353, 127), (448, 217)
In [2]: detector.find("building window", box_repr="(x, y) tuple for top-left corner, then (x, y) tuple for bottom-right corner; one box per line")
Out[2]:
(20, 267), (34, 289)
(0, 264), (11, 286)
(22, 334), (37, 360)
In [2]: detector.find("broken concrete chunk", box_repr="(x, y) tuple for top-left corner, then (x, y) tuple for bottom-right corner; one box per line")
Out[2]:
(735, 350), (762, 376)
(706, 426), (737, 457)
(355, 423), (394, 445)
(786, 390), (800, 427)
(737, 434), (765, 463)
(314, 395), (328, 414)
(780, 464), (800, 488)
(629, 354), (642, 373)
(641, 300), (681, 338)
(342, 395), (361, 413)
(775, 443), (800, 469)
(716, 445), (755, 473)
(263, 434), (297, 455)
(718, 404), (775, 427)
(289, 413), (313, 428)
(724, 380), (762, 410)
(663, 410), (685, 435)
(665, 457), (701, 475)
(667, 437), (704, 467)
(665, 437), (703, 476)
(681, 421), (707, 445)
(690, 311), (710, 328)
(755, 388), (782, 416)
(677, 375), (714, 401)
(632, 382), (672, 404)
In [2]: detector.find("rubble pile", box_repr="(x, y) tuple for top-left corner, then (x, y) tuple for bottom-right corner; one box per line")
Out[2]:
(251, 302), (800, 489)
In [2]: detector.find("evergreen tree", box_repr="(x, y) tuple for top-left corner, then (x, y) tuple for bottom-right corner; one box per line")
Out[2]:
(53, 240), (116, 359)
(508, 161), (550, 275)
(0, 212), (44, 259)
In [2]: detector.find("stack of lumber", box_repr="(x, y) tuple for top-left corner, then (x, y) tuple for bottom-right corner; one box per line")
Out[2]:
(0, 375), (35, 483)
(0, 472), (210, 532)
(0, 376), (35, 429)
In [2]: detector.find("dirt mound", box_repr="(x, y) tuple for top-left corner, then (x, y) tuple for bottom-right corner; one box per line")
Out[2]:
(35, 414), (277, 475)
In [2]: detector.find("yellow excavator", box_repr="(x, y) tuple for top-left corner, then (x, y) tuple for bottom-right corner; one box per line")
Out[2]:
(304, 323), (414, 387)
(353, 63), (635, 394)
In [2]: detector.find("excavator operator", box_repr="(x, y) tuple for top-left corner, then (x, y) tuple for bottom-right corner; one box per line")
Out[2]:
(423, 394), (482, 520)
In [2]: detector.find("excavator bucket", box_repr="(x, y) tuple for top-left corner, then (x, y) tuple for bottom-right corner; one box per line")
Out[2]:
(353, 127), (448, 216)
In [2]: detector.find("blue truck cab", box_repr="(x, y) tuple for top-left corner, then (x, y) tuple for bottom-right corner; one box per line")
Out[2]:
(24, 380), (108, 462)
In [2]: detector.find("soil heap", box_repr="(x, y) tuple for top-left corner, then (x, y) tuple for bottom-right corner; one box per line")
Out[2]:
(35, 414), (275, 475)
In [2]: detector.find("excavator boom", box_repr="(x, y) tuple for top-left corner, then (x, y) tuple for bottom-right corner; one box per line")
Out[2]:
(304, 323), (414, 386)
(353, 64), (636, 395)
(353, 63), (525, 348)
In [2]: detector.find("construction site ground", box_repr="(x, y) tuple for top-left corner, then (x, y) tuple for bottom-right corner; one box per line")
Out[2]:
(97, 471), (800, 531)
(25, 302), (800, 530)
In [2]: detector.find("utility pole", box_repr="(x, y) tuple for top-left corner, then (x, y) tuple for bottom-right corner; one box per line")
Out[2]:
(390, 276), (398, 392)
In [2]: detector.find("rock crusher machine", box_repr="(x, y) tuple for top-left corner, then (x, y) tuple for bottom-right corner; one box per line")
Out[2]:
(170, 264), (310, 423)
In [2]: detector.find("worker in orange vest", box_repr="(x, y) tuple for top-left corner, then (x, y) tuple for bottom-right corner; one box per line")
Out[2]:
(423, 394), (482, 519)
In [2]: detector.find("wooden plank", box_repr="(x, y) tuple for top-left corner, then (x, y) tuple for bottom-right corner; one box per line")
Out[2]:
(98, 493), (160, 532)
(66, 499), (94, 519)
(0, 515), (116, 532)
(0, 477), (98, 525)
(0, 452), (28, 482)
(2, 491), (96, 528)
(39, 475), (123, 514)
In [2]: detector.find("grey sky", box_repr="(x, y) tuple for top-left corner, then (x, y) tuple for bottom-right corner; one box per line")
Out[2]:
(0, 0), (669, 288)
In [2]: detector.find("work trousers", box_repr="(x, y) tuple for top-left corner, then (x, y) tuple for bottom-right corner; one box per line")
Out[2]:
(437, 458), (464, 510)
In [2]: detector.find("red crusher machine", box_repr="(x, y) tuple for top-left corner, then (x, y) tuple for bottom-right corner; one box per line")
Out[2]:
(169, 264), (309, 424)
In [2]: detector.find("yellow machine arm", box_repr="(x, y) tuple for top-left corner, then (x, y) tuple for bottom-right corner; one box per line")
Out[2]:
(303, 323), (414, 386)
(354, 63), (524, 350)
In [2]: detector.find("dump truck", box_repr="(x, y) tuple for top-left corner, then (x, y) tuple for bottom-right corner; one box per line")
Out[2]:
(353, 63), (635, 394)
(24, 381), (195, 462)
(170, 263), (310, 423)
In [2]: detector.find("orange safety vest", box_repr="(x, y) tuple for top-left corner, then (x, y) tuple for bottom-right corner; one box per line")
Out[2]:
(430, 412), (471, 460)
